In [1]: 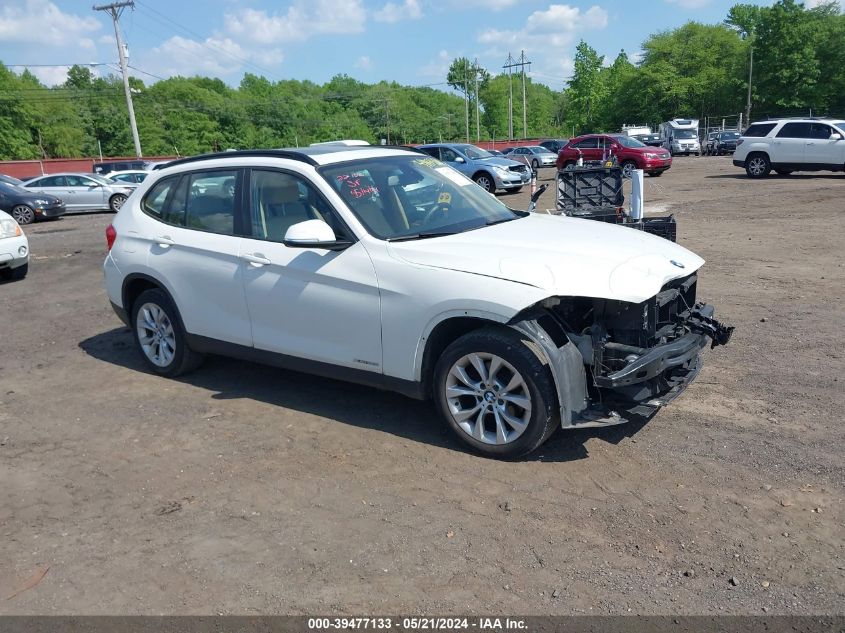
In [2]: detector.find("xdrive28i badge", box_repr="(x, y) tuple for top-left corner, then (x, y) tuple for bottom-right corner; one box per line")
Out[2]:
(670, 260), (685, 269)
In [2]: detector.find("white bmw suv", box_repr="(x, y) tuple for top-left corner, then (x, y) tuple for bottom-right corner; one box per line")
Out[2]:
(103, 146), (732, 458)
(733, 117), (845, 178)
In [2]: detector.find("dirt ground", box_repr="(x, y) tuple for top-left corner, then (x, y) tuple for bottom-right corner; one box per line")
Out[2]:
(1, 157), (843, 615)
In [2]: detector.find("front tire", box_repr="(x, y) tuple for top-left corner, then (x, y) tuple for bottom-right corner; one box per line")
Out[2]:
(131, 288), (204, 377)
(531, 158), (540, 170)
(109, 193), (128, 212)
(473, 173), (495, 194)
(745, 153), (771, 178)
(433, 328), (559, 459)
(11, 205), (35, 225)
(1, 262), (28, 281)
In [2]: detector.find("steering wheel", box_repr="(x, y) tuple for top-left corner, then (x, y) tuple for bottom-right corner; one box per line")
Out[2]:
(422, 190), (453, 225)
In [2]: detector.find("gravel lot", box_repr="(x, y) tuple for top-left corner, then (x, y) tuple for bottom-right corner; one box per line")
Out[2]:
(1, 157), (843, 615)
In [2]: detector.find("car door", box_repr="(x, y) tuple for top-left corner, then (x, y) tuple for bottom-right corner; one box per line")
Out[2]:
(773, 122), (810, 164)
(576, 137), (601, 161)
(67, 175), (108, 210)
(239, 168), (382, 371)
(140, 169), (253, 346)
(806, 123), (845, 167)
(26, 175), (70, 207)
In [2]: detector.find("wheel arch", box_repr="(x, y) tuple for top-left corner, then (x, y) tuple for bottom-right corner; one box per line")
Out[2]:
(471, 169), (494, 183)
(122, 273), (188, 333)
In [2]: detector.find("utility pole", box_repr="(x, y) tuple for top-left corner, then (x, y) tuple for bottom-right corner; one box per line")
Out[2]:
(473, 58), (481, 142)
(463, 68), (470, 143)
(519, 51), (531, 139)
(745, 44), (753, 127)
(94, 1), (141, 158)
(503, 53), (516, 139)
(503, 52), (530, 140)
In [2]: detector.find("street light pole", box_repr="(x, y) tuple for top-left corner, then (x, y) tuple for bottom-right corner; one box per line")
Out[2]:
(93, 1), (142, 158)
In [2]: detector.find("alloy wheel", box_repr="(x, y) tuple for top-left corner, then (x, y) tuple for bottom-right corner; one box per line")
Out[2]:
(11, 205), (35, 225)
(444, 352), (532, 445)
(136, 302), (176, 367)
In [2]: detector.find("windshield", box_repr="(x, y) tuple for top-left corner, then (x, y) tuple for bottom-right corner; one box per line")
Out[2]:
(832, 122), (845, 134)
(527, 146), (548, 154)
(88, 174), (115, 185)
(455, 144), (493, 160)
(674, 129), (698, 139)
(320, 155), (521, 240)
(614, 135), (646, 148)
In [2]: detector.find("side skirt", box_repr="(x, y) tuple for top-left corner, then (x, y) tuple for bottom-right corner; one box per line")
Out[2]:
(184, 333), (426, 400)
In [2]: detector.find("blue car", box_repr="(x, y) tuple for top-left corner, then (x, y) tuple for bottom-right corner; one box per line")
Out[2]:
(417, 143), (530, 194)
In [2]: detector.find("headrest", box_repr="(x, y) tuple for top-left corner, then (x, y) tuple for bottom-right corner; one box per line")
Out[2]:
(263, 181), (300, 205)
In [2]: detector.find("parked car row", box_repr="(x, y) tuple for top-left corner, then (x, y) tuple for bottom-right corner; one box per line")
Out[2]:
(0, 170), (149, 224)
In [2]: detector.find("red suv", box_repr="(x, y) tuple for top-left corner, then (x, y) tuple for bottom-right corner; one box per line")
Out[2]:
(556, 134), (672, 178)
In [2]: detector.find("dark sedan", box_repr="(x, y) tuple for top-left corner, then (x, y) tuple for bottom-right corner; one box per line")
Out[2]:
(0, 181), (66, 225)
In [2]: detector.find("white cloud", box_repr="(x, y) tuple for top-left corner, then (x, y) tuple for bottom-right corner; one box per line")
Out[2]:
(224, 0), (367, 44)
(147, 35), (254, 77)
(664, 0), (712, 8)
(374, 0), (423, 23)
(355, 55), (373, 70)
(476, 4), (608, 82)
(461, 0), (520, 10)
(29, 65), (72, 86)
(419, 49), (451, 79)
(0, 0), (101, 46)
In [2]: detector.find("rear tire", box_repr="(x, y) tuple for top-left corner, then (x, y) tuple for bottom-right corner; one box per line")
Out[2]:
(621, 160), (637, 178)
(745, 153), (771, 178)
(131, 288), (204, 377)
(433, 327), (559, 459)
(562, 161), (576, 171)
(109, 193), (128, 212)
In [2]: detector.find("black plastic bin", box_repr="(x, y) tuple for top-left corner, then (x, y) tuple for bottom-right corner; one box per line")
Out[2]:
(555, 166), (678, 242)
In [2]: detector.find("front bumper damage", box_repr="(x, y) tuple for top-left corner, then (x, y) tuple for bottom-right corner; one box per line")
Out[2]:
(510, 275), (734, 429)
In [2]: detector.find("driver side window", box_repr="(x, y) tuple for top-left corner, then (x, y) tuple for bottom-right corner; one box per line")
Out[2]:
(441, 148), (459, 162)
(250, 170), (348, 243)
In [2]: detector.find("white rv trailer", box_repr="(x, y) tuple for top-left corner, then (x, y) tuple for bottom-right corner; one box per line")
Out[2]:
(658, 119), (701, 156)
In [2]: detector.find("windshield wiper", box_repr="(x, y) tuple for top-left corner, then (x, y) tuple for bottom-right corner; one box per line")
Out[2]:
(485, 213), (526, 226)
(387, 230), (461, 242)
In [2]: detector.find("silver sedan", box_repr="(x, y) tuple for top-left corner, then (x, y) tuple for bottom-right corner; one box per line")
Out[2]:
(23, 172), (133, 213)
(504, 146), (559, 169)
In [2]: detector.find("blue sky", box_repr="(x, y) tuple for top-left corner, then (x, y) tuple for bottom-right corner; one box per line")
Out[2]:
(1, 0), (784, 91)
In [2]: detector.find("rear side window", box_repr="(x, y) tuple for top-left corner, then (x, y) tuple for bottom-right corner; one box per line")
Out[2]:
(142, 176), (184, 225)
(33, 176), (66, 187)
(419, 147), (440, 159)
(743, 123), (776, 137)
(184, 170), (238, 235)
(572, 138), (598, 149)
(776, 122), (812, 138)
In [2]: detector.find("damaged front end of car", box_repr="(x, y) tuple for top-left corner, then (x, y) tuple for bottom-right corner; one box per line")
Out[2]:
(509, 272), (734, 429)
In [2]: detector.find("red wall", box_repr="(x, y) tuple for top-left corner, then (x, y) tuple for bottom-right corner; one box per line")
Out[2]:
(0, 156), (179, 180)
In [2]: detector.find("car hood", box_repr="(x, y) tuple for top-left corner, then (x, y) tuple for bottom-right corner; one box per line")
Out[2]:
(387, 213), (703, 304)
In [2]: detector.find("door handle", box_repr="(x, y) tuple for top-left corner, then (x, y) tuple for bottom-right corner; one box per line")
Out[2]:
(155, 235), (175, 247)
(241, 253), (271, 267)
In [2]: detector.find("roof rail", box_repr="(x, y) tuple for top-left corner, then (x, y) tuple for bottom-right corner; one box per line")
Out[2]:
(160, 149), (319, 170)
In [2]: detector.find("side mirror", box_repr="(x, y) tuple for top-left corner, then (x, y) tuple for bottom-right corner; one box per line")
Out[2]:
(454, 156), (465, 163)
(283, 219), (351, 251)
(830, 133), (843, 140)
